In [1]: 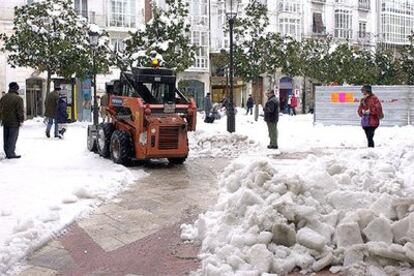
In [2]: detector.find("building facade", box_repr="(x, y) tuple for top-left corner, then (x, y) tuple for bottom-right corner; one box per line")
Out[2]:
(0, 0), (210, 118)
(1, 0), (414, 116)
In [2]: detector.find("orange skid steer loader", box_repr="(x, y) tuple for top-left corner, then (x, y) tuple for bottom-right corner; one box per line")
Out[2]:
(87, 66), (197, 165)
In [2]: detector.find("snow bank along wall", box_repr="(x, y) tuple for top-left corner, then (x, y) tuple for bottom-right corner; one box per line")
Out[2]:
(314, 86), (414, 126)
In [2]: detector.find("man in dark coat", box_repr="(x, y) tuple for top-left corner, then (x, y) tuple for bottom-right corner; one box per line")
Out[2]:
(204, 93), (212, 115)
(246, 94), (254, 115)
(44, 86), (60, 138)
(264, 90), (279, 149)
(204, 92), (213, 122)
(0, 82), (24, 158)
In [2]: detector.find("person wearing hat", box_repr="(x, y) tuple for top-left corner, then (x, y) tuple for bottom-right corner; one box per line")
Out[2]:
(0, 82), (24, 159)
(357, 85), (383, 148)
(44, 86), (61, 138)
(264, 89), (279, 149)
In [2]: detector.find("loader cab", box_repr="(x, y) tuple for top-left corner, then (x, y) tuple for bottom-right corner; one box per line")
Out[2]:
(117, 68), (190, 105)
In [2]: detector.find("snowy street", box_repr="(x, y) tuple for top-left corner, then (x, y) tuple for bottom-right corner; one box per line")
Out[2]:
(1, 111), (414, 275)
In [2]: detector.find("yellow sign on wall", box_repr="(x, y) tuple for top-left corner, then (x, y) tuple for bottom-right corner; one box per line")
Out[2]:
(331, 92), (355, 103)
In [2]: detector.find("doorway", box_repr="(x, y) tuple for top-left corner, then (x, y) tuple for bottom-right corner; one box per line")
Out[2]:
(26, 78), (44, 119)
(279, 77), (293, 114)
(178, 80), (205, 110)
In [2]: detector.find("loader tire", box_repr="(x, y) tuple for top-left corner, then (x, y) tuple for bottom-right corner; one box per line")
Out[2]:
(110, 130), (133, 165)
(168, 156), (187, 165)
(97, 123), (114, 158)
(87, 125), (97, 152)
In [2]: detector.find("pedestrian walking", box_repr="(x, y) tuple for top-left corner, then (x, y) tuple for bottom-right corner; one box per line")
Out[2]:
(357, 85), (383, 148)
(203, 92), (213, 123)
(44, 86), (60, 138)
(264, 90), (279, 149)
(0, 82), (24, 159)
(246, 94), (254, 115)
(289, 95), (298, 116)
(56, 93), (68, 138)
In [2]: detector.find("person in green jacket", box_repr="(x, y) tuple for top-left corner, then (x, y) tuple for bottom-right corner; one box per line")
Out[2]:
(44, 86), (60, 138)
(0, 82), (24, 159)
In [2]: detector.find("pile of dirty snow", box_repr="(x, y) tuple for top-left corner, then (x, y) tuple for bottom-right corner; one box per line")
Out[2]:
(189, 130), (260, 158)
(181, 146), (414, 275)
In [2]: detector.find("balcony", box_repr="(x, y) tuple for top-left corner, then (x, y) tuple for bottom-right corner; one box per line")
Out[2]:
(358, 1), (370, 11)
(357, 32), (373, 44)
(312, 0), (326, 4)
(334, 29), (353, 40)
(312, 26), (326, 36)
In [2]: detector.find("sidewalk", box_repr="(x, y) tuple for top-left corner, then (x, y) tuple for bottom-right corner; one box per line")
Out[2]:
(18, 158), (230, 276)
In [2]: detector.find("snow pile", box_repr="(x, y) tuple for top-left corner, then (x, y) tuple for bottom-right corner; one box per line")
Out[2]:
(181, 146), (414, 275)
(0, 119), (146, 275)
(189, 129), (260, 158)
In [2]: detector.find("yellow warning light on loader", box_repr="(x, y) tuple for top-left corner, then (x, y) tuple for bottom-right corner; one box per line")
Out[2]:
(151, 58), (159, 67)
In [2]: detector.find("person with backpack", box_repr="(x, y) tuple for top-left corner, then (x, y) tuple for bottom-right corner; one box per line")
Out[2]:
(56, 93), (68, 138)
(357, 85), (383, 148)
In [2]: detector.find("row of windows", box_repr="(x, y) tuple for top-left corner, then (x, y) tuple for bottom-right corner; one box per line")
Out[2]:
(108, 0), (136, 28)
(278, 0), (301, 14)
(381, 13), (413, 43)
(279, 18), (301, 40)
(381, 0), (413, 15)
(334, 9), (352, 38)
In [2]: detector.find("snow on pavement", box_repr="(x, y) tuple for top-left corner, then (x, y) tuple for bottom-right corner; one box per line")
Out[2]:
(182, 111), (414, 275)
(0, 118), (146, 275)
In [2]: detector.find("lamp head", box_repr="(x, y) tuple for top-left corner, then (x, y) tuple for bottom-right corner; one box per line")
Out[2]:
(88, 30), (99, 47)
(225, 0), (240, 19)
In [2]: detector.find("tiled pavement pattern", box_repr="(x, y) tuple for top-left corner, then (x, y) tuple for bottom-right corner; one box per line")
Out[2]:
(18, 158), (230, 276)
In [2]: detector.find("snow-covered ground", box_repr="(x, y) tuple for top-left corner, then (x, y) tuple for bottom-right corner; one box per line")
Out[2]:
(0, 118), (146, 275)
(2, 110), (414, 275)
(183, 110), (414, 275)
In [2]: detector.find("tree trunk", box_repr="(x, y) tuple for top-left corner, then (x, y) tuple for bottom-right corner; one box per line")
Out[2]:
(254, 76), (259, 121)
(302, 76), (306, 114)
(46, 69), (51, 94)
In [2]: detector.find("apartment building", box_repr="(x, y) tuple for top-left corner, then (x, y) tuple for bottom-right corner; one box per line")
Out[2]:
(0, 0), (210, 118)
(1, 0), (414, 116)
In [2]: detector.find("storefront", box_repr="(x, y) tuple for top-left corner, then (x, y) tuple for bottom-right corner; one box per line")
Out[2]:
(25, 78), (44, 119)
(210, 76), (245, 106)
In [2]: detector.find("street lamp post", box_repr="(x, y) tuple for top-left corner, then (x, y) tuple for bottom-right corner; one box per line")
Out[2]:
(89, 30), (99, 126)
(225, 0), (239, 133)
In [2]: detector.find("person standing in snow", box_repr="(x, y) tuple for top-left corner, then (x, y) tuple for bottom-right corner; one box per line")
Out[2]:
(204, 92), (213, 120)
(289, 94), (298, 116)
(357, 85), (383, 148)
(246, 94), (254, 115)
(0, 82), (24, 159)
(56, 92), (68, 139)
(44, 86), (60, 138)
(264, 90), (279, 149)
